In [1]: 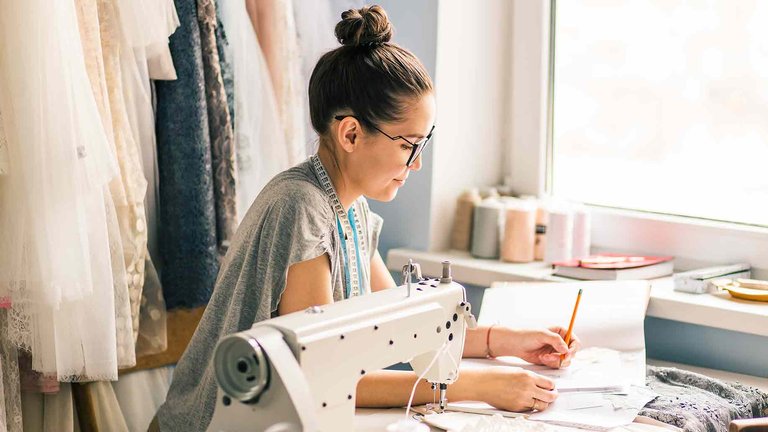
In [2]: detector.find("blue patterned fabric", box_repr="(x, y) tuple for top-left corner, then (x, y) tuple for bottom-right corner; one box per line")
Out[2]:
(154, 0), (219, 309)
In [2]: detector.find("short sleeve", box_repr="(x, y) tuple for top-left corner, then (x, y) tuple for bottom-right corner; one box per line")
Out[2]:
(368, 209), (383, 259)
(254, 183), (335, 313)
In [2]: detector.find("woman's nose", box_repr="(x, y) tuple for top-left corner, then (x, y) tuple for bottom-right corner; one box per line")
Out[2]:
(410, 153), (423, 171)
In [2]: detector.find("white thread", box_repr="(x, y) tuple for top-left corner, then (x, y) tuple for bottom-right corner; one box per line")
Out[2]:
(405, 341), (449, 420)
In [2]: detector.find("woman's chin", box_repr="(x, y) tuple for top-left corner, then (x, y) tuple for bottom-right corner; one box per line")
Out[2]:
(367, 187), (399, 202)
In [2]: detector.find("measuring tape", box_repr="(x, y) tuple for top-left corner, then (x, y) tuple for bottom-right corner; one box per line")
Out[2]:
(311, 154), (368, 297)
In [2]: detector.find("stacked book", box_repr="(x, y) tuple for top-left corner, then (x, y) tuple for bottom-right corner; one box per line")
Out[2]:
(552, 254), (674, 280)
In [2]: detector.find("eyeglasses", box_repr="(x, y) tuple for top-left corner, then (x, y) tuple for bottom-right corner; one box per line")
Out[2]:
(334, 115), (435, 167)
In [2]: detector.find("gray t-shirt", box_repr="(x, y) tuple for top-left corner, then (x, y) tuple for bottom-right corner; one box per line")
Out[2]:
(156, 158), (383, 431)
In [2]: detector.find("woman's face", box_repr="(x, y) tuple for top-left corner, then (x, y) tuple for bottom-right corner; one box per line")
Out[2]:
(349, 93), (436, 202)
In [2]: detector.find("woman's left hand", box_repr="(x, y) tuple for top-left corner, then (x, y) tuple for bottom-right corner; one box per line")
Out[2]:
(510, 327), (581, 369)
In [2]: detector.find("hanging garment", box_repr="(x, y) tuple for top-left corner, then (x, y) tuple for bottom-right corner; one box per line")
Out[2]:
(197, 0), (238, 255)
(292, 0), (365, 155)
(21, 383), (75, 432)
(248, 0), (307, 166)
(0, 0), (121, 381)
(18, 352), (58, 394)
(155, 0), (220, 309)
(220, 0), (292, 218)
(0, 310), (22, 432)
(98, 0), (153, 360)
(118, 0), (180, 80)
(215, 6), (235, 132)
(117, 0), (180, 271)
(111, 0), (179, 352)
(112, 366), (173, 432)
(135, 256), (168, 357)
(75, 0), (136, 371)
(0, 109), (8, 176)
(73, 382), (129, 432)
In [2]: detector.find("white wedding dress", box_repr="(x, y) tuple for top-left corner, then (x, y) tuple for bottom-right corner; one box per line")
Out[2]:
(0, 0), (120, 381)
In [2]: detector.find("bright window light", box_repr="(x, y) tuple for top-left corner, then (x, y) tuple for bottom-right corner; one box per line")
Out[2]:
(551, 0), (768, 226)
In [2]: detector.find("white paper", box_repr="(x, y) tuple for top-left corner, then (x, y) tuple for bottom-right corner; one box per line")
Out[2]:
(529, 386), (657, 430)
(481, 280), (651, 351)
(462, 347), (646, 392)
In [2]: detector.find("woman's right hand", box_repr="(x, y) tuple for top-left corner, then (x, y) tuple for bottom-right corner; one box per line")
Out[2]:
(474, 366), (558, 412)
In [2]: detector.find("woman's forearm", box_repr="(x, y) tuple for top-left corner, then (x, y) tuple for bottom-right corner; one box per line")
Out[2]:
(355, 369), (482, 408)
(464, 326), (524, 358)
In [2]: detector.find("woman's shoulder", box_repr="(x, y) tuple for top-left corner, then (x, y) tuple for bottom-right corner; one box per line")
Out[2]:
(254, 161), (333, 219)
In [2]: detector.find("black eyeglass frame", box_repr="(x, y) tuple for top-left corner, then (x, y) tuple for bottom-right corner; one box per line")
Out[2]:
(334, 115), (435, 167)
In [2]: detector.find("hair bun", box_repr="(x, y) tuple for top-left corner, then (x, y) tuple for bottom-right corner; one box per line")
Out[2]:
(335, 5), (393, 47)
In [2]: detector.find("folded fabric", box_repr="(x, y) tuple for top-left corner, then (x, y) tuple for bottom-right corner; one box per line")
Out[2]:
(641, 366), (768, 432)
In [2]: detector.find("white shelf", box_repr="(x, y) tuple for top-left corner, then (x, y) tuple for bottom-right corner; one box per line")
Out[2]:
(387, 248), (768, 338)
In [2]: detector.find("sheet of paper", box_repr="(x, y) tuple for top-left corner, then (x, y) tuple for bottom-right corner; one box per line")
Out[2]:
(481, 280), (651, 351)
(446, 401), (525, 418)
(529, 386), (658, 431)
(421, 411), (577, 432)
(462, 347), (646, 391)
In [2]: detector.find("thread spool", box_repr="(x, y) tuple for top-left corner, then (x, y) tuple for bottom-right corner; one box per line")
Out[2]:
(534, 207), (549, 261)
(470, 198), (504, 259)
(572, 207), (591, 259)
(500, 201), (536, 263)
(544, 208), (573, 263)
(479, 187), (500, 200)
(450, 188), (481, 251)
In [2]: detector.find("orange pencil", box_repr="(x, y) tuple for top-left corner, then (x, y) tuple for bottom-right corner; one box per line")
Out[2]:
(560, 288), (582, 368)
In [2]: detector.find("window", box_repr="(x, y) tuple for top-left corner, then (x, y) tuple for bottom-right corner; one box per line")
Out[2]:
(507, 0), (768, 275)
(551, 1), (768, 227)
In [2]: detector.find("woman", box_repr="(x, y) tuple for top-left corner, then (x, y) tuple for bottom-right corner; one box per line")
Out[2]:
(155, 5), (580, 431)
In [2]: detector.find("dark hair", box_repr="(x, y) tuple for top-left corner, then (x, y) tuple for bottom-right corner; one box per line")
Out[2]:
(308, 5), (433, 138)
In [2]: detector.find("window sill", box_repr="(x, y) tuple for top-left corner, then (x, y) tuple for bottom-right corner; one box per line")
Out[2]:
(386, 248), (768, 338)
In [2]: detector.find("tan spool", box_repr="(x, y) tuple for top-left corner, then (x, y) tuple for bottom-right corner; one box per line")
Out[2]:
(501, 202), (536, 263)
(450, 188), (481, 251)
(534, 207), (549, 261)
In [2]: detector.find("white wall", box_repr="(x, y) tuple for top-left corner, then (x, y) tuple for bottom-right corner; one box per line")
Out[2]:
(428, 0), (512, 251)
(368, 0), (439, 256)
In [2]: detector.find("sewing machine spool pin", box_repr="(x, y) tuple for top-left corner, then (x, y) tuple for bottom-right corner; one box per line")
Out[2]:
(401, 259), (423, 297)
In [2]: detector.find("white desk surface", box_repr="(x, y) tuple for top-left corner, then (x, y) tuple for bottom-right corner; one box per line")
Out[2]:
(354, 358), (768, 431)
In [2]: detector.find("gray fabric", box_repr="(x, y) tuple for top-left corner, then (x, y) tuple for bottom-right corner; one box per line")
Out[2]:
(155, 0), (219, 309)
(156, 159), (383, 431)
(197, 0), (238, 255)
(640, 366), (768, 432)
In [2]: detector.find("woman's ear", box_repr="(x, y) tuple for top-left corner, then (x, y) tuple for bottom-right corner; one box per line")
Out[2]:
(336, 117), (360, 154)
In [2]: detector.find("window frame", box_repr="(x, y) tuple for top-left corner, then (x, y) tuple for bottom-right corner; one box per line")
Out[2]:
(506, 0), (768, 277)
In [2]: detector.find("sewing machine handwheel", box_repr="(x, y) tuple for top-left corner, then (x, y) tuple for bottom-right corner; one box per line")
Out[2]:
(213, 334), (270, 403)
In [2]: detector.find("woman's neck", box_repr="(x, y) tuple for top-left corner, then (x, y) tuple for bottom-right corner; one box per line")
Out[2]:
(317, 145), (359, 212)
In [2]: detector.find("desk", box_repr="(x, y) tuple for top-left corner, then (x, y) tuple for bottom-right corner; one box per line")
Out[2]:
(353, 359), (768, 431)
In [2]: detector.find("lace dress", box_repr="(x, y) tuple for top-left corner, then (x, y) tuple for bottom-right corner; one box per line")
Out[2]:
(113, 0), (177, 355)
(75, 0), (136, 371)
(197, 0), (238, 254)
(154, 0), (220, 309)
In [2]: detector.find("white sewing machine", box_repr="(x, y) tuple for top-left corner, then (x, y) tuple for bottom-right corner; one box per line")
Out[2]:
(207, 260), (476, 432)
